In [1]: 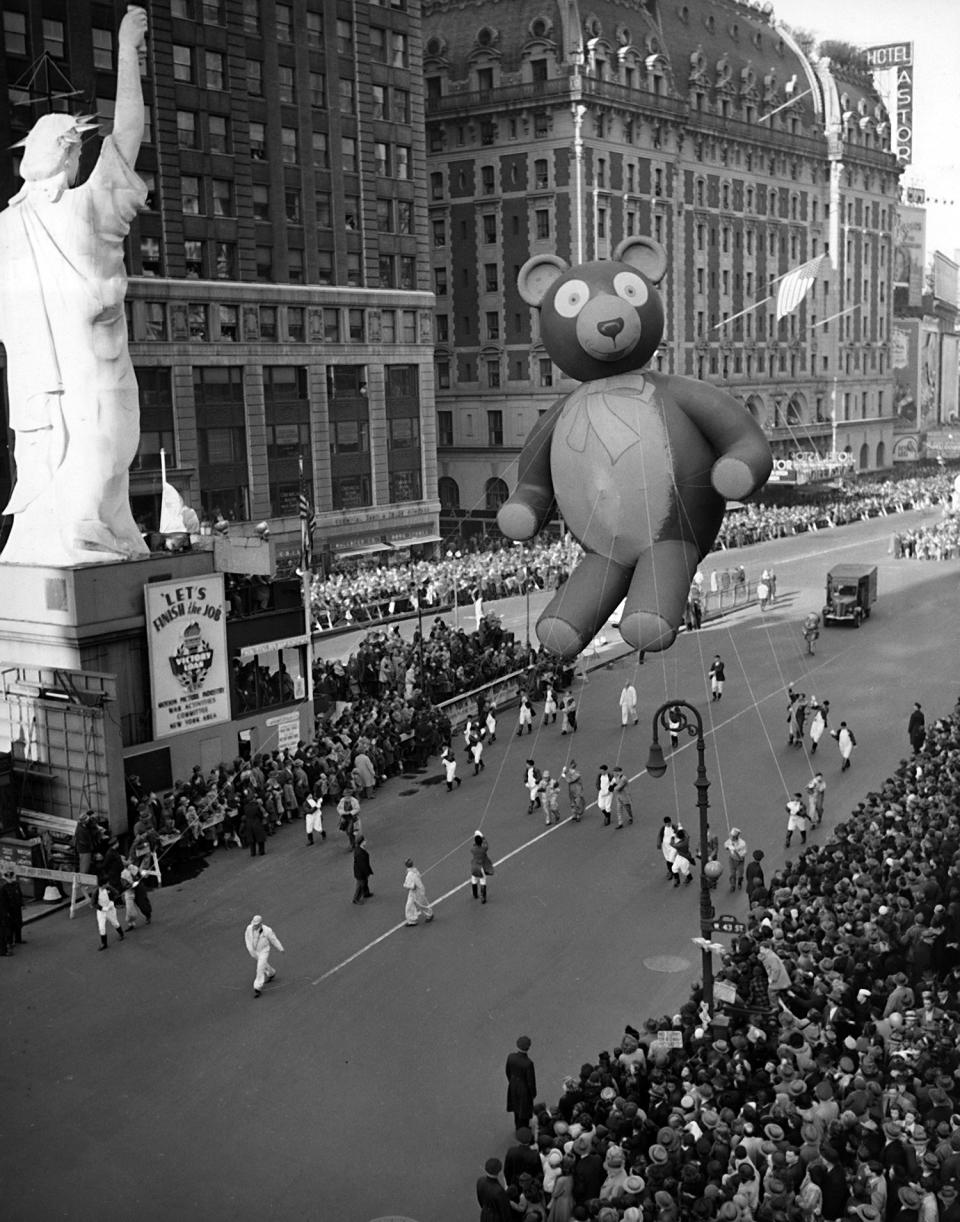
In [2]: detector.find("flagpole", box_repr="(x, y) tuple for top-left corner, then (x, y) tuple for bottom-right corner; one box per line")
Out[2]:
(712, 296), (772, 330)
(298, 453), (315, 719)
(160, 445), (166, 486)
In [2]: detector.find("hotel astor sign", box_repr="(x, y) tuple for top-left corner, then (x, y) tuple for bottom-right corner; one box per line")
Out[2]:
(865, 41), (914, 164)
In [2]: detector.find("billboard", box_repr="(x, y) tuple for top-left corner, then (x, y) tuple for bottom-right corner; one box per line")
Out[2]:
(865, 42), (913, 163)
(144, 575), (230, 739)
(941, 335), (959, 425)
(893, 318), (940, 435)
(894, 205), (926, 308)
(933, 251), (959, 309)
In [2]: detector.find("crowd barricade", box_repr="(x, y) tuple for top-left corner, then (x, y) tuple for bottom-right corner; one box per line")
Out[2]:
(436, 668), (531, 732)
(701, 578), (758, 619)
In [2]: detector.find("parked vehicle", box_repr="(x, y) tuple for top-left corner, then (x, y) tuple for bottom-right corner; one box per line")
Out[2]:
(822, 564), (877, 627)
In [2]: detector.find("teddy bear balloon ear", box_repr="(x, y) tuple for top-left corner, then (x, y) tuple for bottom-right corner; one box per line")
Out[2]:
(613, 236), (668, 285)
(517, 254), (569, 306)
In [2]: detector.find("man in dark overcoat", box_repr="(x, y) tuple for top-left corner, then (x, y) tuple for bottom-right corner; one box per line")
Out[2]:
(505, 1034), (536, 1130)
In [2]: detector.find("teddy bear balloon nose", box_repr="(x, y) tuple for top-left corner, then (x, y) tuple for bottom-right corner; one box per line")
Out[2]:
(597, 317), (624, 340)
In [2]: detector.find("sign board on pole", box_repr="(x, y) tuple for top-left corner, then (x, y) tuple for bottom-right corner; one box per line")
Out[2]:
(714, 980), (738, 1005)
(144, 575), (230, 739)
(712, 914), (747, 935)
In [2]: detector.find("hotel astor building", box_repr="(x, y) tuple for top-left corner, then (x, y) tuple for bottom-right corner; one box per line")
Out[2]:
(422, 0), (903, 538)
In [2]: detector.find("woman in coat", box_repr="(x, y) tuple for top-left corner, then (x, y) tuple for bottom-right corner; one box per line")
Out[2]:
(470, 831), (493, 903)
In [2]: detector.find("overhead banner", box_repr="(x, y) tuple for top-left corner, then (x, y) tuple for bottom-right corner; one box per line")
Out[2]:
(144, 575), (230, 739)
(865, 42), (913, 163)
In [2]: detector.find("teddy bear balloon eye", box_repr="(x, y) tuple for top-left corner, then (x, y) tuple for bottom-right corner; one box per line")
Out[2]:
(613, 272), (648, 305)
(554, 279), (590, 318)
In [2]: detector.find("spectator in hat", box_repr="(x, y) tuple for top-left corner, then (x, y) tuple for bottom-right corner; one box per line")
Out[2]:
(725, 828), (748, 891)
(503, 1127), (540, 1187)
(505, 1036), (537, 1131)
(0, 865), (24, 954)
(351, 835), (373, 904)
(476, 1156), (511, 1221)
(573, 1134), (604, 1204)
(938, 1185), (960, 1222)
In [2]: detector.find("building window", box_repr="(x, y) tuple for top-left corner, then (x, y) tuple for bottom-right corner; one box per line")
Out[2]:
(482, 165), (495, 194)
(287, 306), (305, 341)
(534, 158), (548, 189)
(252, 183), (270, 221)
(92, 27), (113, 70)
(375, 141), (391, 176)
(315, 191), (332, 229)
(246, 59), (263, 96)
(177, 110), (197, 148)
(344, 196), (360, 230)
(241, 0), (260, 32)
(173, 44), (193, 82)
(140, 237), (162, 276)
(259, 306), (277, 341)
(437, 411), (453, 447)
(322, 308), (341, 342)
(388, 417), (419, 449)
(486, 311), (500, 340)
(212, 179), (233, 217)
(482, 215), (497, 244)
(288, 249), (304, 284)
(277, 65), (295, 104)
(316, 250), (333, 284)
(348, 309), (365, 342)
(3, 11), (27, 55)
(208, 115), (229, 153)
(142, 302), (167, 341)
(370, 27), (387, 61)
(485, 477), (508, 509)
(188, 303), (208, 340)
(249, 121), (266, 160)
(285, 189), (301, 224)
(339, 77), (355, 114)
(184, 240), (204, 278)
(538, 358), (553, 387)
(215, 242), (236, 279)
(181, 175), (201, 215)
(256, 245), (273, 281)
(396, 146), (411, 180)
(310, 72), (325, 108)
(535, 210), (550, 240)
(487, 362), (501, 390)
(336, 18), (353, 56)
(276, 3), (293, 40)
(312, 132), (329, 169)
(432, 218), (445, 246)
(436, 361), (450, 389)
(341, 136), (357, 173)
(281, 127), (298, 164)
(219, 305), (239, 341)
(379, 255), (396, 288)
(430, 172), (444, 200)
(390, 31), (408, 67)
(306, 11), (323, 47)
(399, 257), (415, 290)
(205, 50), (225, 90)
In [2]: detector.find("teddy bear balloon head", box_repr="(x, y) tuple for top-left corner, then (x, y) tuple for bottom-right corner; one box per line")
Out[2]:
(517, 236), (667, 381)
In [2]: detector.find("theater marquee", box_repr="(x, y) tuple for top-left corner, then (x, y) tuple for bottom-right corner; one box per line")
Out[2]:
(144, 575), (230, 739)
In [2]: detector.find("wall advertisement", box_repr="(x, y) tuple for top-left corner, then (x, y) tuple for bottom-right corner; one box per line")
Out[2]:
(893, 205), (926, 308)
(893, 317), (940, 436)
(144, 575), (230, 740)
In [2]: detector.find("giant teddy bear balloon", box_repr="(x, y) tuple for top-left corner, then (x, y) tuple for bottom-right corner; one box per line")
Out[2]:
(497, 236), (773, 660)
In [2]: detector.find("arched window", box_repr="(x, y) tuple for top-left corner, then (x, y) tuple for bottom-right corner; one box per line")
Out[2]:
(858, 442), (869, 470)
(875, 440), (886, 469)
(438, 476), (459, 510)
(485, 477), (509, 510)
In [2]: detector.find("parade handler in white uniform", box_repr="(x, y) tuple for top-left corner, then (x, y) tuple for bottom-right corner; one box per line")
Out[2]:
(245, 914), (284, 998)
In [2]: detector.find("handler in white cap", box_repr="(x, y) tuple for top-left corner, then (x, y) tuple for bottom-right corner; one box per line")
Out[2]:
(244, 914), (284, 998)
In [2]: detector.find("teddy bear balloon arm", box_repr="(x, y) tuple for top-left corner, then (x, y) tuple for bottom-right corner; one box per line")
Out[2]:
(496, 396), (566, 541)
(665, 374), (773, 500)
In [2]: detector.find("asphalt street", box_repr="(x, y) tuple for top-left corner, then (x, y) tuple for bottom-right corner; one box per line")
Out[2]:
(2, 507), (958, 1222)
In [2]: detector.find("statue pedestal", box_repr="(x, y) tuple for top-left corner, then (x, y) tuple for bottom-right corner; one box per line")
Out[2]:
(0, 549), (216, 833)
(0, 548), (215, 671)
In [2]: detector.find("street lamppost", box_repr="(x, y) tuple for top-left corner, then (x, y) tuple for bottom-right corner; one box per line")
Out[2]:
(411, 580), (427, 701)
(646, 700), (724, 1016)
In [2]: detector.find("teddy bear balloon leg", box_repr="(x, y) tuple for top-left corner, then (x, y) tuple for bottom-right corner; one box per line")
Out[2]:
(536, 552), (633, 659)
(617, 539), (701, 654)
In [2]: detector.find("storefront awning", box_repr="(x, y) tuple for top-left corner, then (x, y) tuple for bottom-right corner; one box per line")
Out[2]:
(393, 534), (441, 548)
(335, 542), (395, 558)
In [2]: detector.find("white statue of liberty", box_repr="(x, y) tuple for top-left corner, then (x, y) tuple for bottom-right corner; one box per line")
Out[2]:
(0, 6), (150, 565)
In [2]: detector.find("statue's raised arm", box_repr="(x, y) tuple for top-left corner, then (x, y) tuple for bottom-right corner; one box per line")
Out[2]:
(0, 5), (151, 565)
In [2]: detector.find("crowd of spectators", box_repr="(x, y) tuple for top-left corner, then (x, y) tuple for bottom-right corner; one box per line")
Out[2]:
(481, 697), (960, 1222)
(309, 472), (958, 632)
(891, 518), (960, 562)
(715, 472), (956, 550)
(311, 537), (580, 631)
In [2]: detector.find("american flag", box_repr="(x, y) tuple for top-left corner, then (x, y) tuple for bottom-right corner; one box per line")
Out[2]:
(776, 254), (827, 320)
(298, 453), (315, 571)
